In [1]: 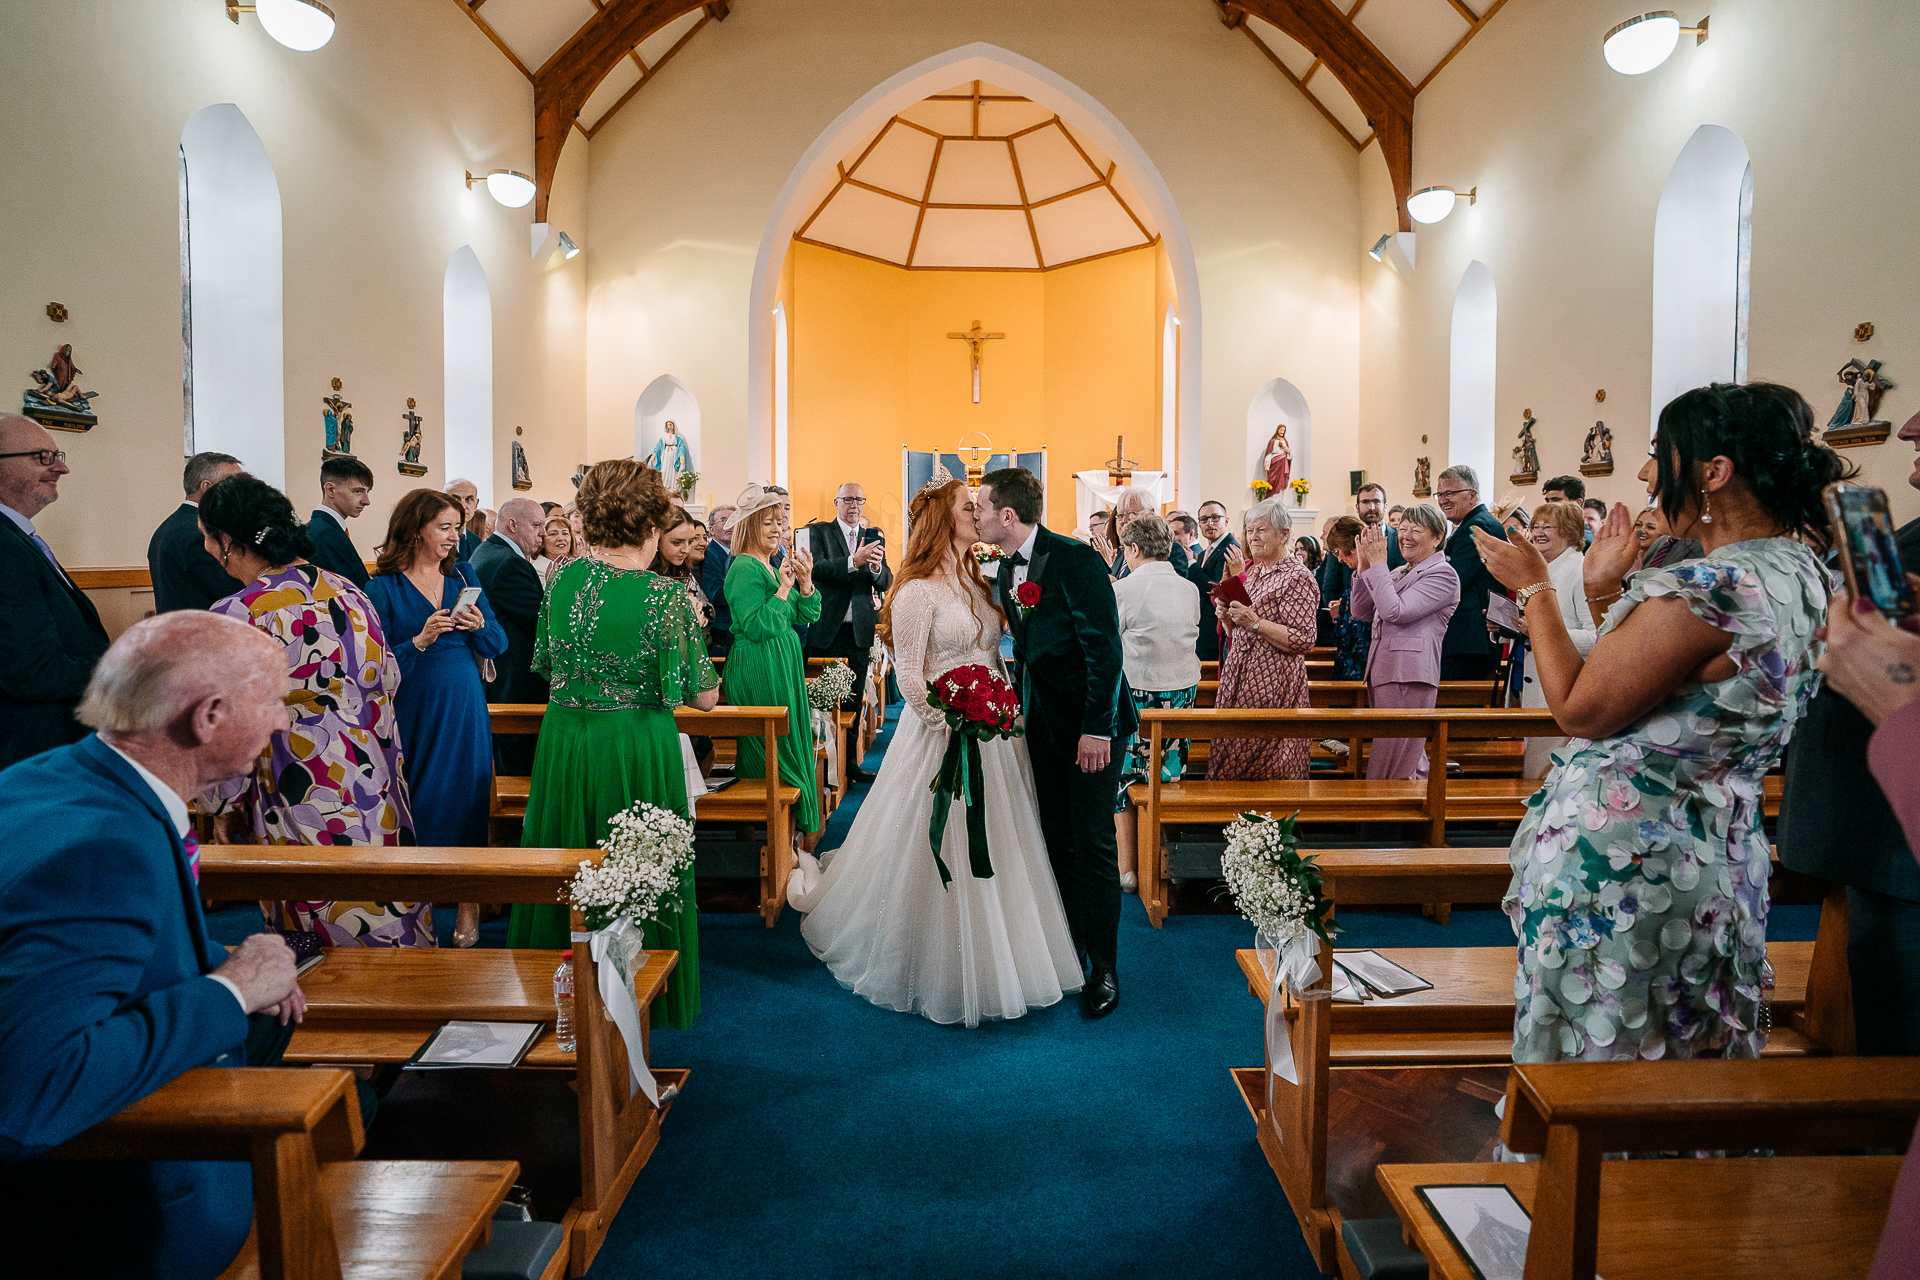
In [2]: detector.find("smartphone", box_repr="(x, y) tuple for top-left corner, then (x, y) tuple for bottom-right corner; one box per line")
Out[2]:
(1824, 482), (1916, 619)
(454, 585), (484, 613)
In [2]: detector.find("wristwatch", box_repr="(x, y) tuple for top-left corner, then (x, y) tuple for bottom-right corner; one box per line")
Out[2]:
(1515, 580), (1556, 610)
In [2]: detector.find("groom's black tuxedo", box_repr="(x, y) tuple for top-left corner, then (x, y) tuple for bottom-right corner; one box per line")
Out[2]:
(996, 525), (1134, 978)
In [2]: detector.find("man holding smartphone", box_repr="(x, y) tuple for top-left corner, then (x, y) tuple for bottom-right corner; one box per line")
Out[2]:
(804, 483), (893, 784)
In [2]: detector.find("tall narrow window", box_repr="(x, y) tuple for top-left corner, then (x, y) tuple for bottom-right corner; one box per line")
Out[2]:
(772, 303), (790, 487)
(444, 246), (493, 504)
(1449, 260), (1497, 494)
(180, 104), (284, 486)
(1161, 308), (1178, 484)
(1651, 125), (1753, 436)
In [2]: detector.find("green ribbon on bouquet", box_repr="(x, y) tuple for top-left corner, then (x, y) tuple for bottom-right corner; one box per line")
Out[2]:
(927, 731), (993, 888)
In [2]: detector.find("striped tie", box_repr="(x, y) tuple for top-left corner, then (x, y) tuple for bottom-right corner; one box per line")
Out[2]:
(183, 830), (200, 885)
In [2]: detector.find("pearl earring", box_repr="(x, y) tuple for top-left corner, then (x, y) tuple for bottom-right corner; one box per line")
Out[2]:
(1701, 487), (1713, 526)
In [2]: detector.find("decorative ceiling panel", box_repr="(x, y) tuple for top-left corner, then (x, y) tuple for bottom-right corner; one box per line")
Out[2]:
(926, 140), (1025, 206)
(1011, 127), (1102, 201)
(1307, 65), (1374, 142)
(911, 208), (1038, 270)
(1246, 14), (1318, 77)
(578, 56), (643, 131)
(476, 0), (598, 71)
(898, 99), (976, 135)
(799, 184), (921, 264)
(1032, 189), (1151, 267)
(635, 8), (705, 65)
(978, 99), (1056, 135)
(850, 124), (940, 200)
(1351, 0), (1473, 87)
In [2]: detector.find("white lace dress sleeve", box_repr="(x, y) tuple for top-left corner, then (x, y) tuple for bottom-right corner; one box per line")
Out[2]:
(889, 579), (944, 727)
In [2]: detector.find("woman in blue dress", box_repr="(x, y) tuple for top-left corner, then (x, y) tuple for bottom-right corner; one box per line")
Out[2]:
(365, 489), (507, 945)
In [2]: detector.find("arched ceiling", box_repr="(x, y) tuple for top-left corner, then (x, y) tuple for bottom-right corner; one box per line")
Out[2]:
(794, 82), (1157, 271)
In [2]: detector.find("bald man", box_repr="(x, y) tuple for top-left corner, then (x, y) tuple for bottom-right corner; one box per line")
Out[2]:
(0, 612), (306, 1279)
(0, 412), (110, 769)
(471, 497), (551, 775)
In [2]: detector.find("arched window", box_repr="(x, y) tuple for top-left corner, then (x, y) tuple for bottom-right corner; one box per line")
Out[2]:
(444, 246), (493, 504)
(1161, 308), (1178, 485)
(772, 302), (791, 487)
(1449, 260), (1497, 496)
(1651, 124), (1753, 434)
(180, 104), (284, 487)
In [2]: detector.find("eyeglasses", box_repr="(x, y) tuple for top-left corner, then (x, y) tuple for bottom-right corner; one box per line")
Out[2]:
(836, 496), (867, 505)
(0, 449), (66, 467)
(1198, 512), (1227, 523)
(1433, 488), (1473, 500)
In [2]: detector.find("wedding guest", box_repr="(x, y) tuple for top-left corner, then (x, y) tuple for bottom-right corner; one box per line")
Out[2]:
(446, 479), (481, 560)
(1516, 501), (1596, 776)
(1185, 500), (1240, 663)
(1167, 511), (1198, 554)
(1087, 509), (1116, 558)
(1111, 514), (1201, 892)
(1432, 465), (1507, 680)
(723, 483), (823, 844)
(652, 509), (717, 647)
(473, 498), (551, 778)
(365, 490), (507, 946)
(805, 483), (892, 784)
(307, 455), (373, 588)
(507, 461), (718, 1027)
(1476, 381), (1843, 1064)
(708, 504), (737, 551)
(1541, 475), (1585, 505)
(1323, 484), (1404, 643)
(1294, 535), (1323, 572)
(0, 611), (306, 1280)
(0, 415), (109, 769)
(541, 514), (578, 589)
(199, 474), (424, 947)
(1581, 497), (1607, 537)
(1208, 499), (1317, 780)
(466, 508), (494, 548)
(148, 451), (244, 613)
(1635, 502), (1705, 570)
(694, 517), (734, 655)
(1352, 503), (1460, 780)
(1387, 503), (1406, 524)
(1324, 517), (1371, 681)
(1105, 487), (1190, 578)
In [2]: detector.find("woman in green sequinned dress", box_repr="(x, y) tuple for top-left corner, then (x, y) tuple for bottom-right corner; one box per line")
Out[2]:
(506, 460), (719, 1029)
(1473, 383), (1847, 1063)
(720, 485), (823, 839)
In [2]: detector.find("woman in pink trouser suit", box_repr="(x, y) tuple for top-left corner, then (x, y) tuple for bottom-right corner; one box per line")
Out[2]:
(1350, 503), (1461, 780)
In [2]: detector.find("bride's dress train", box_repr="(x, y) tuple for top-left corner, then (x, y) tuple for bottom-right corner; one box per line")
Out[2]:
(788, 574), (1083, 1027)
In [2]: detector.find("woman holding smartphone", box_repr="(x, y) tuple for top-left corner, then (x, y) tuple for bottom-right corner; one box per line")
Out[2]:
(366, 490), (508, 943)
(1473, 383), (1848, 1064)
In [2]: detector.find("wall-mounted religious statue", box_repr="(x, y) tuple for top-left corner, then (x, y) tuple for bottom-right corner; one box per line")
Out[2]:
(23, 343), (99, 431)
(1580, 419), (1614, 476)
(1412, 455), (1431, 498)
(646, 419), (695, 494)
(1261, 423), (1293, 494)
(571, 464), (588, 490)
(511, 440), (532, 491)
(1510, 409), (1540, 484)
(1825, 357), (1896, 448)
(398, 399), (426, 476)
(322, 379), (355, 458)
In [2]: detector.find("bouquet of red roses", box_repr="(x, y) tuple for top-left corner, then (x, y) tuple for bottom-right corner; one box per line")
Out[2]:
(926, 663), (1024, 741)
(922, 664), (1024, 888)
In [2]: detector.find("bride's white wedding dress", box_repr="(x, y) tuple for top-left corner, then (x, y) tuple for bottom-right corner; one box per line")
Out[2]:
(789, 572), (1084, 1027)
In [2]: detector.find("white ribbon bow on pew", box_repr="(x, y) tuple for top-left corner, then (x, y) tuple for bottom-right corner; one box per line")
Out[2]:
(573, 920), (663, 1107)
(1255, 925), (1325, 1088)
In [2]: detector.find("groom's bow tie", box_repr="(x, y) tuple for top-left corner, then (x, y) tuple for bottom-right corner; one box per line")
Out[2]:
(1005, 551), (1028, 566)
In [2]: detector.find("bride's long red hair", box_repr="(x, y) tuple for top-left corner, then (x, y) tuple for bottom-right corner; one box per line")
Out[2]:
(876, 479), (1006, 650)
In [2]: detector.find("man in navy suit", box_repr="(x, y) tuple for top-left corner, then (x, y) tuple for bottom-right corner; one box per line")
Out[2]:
(1433, 464), (1509, 681)
(0, 610), (306, 1280)
(0, 414), (111, 770)
(307, 454), (373, 588)
(472, 499), (551, 776)
(1183, 500), (1239, 663)
(1324, 483), (1404, 631)
(447, 479), (483, 562)
(803, 483), (893, 784)
(147, 452), (244, 613)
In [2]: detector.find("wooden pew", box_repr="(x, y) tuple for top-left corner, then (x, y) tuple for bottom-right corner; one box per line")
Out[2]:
(1378, 1057), (1920, 1280)
(489, 704), (800, 925)
(1229, 934), (1823, 1274)
(45, 1067), (516, 1280)
(200, 846), (683, 1278)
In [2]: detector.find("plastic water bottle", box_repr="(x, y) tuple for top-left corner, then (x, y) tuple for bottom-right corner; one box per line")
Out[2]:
(553, 950), (576, 1053)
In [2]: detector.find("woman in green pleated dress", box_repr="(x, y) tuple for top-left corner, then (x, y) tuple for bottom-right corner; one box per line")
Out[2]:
(506, 459), (719, 1029)
(721, 484), (823, 842)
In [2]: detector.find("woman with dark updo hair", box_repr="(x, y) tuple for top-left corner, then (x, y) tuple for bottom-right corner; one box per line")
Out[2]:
(199, 473), (425, 948)
(505, 460), (719, 1028)
(1474, 382), (1849, 1065)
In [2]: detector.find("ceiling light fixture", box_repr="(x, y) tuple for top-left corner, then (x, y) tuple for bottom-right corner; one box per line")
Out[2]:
(558, 233), (581, 260)
(466, 170), (535, 209)
(1406, 186), (1476, 225)
(1602, 11), (1708, 75)
(1369, 232), (1417, 275)
(227, 0), (336, 52)
(1368, 234), (1392, 262)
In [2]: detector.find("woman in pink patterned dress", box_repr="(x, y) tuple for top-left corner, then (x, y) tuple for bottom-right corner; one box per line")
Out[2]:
(1208, 498), (1318, 780)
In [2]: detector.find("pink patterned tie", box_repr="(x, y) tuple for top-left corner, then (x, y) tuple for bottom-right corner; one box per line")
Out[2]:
(183, 830), (200, 885)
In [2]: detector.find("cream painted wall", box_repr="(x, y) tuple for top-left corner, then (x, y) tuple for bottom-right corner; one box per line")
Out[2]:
(581, 0), (1364, 527)
(1, 0), (590, 571)
(1358, 0), (1920, 525)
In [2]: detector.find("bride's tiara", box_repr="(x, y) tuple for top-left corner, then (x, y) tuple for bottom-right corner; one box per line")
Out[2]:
(913, 462), (956, 503)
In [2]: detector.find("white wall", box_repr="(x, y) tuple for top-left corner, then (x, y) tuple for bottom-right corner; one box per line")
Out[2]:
(1650, 124), (1752, 438)
(444, 246), (495, 506)
(1448, 260), (1497, 495)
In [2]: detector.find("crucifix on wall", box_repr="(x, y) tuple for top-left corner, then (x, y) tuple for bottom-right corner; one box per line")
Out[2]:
(946, 320), (1004, 404)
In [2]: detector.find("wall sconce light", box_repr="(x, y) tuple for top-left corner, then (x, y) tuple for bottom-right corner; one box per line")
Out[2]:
(1602, 12), (1708, 75)
(1368, 234), (1391, 261)
(1369, 232), (1417, 274)
(227, 0), (335, 51)
(466, 170), (536, 209)
(1406, 186), (1476, 225)
(558, 233), (581, 260)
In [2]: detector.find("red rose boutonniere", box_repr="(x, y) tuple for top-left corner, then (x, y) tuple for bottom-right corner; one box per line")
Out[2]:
(1013, 580), (1041, 620)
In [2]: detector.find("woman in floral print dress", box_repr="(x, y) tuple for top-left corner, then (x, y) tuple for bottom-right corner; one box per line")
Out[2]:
(1473, 383), (1848, 1062)
(1209, 498), (1319, 780)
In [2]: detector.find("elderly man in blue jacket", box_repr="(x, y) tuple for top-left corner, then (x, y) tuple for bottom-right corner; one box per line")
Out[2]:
(0, 611), (306, 1279)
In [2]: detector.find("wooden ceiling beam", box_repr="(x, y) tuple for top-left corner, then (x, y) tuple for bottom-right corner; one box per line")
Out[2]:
(1223, 0), (1416, 230)
(531, 0), (721, 218)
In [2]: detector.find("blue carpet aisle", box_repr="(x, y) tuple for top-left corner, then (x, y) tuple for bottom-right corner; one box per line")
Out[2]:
(208, 705), (1820, 1279)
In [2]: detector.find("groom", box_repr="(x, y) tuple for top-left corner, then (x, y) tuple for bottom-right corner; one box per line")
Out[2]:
(975, 468), (1135, 1019)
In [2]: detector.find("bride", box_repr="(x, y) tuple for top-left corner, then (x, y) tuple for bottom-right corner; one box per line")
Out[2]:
(787, 476), (1084, 1027)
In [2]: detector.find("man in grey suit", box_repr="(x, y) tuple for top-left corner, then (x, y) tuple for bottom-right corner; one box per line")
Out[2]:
(306, 455), (373, 588)
(804, 483), (892, 784)
(147, 451), (244, 613)
(1780, 410), (1920, 1053)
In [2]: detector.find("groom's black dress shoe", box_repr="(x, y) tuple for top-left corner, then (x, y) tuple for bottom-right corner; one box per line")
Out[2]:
(1081, 968), (1119, 1019)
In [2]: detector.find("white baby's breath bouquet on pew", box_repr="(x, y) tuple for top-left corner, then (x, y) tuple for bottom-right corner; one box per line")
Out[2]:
(806, 659), (856, 712)
(564, 801), (696, 930)
(1218, 811), (1339, 992)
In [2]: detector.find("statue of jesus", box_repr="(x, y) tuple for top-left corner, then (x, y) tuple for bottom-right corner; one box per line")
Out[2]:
(1262, 424), (1292, 493)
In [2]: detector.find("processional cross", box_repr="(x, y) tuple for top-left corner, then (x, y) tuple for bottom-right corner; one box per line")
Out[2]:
(1106, 435), (1137, 488)
(946, 320), (1005, 404)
